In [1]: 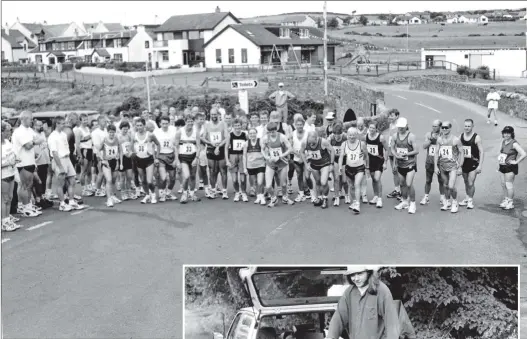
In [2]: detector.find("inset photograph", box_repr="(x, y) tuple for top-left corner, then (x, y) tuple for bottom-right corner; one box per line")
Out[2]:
(184, 266), (518, 339)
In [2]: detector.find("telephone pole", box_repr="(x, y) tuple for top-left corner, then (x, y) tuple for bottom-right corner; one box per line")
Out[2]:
(323, 1), (328, 97)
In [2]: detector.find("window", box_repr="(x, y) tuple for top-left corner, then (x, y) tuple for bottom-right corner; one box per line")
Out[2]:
(52, 43), (58, 51)
(241, 48), (247, 63)
(145, 41), (150, 48)
(228, 48), (234, 63)
(85, 40), (92, 49)
(23, 44), (27, 51)
(39, 43), (45, 51)
(182, 31), (188, 39)
(226, 314), (254, 339)
(300, 28), (309, 38)
(173, 32), (183, 39)
(199, 30), (204, 38)
(60, 42), (65, 50)
(114, 54), (123, 62)
(216, 49), (222, 63)
(161, 51), (169, 61)
(301, 49), (311, 63)
(163, 32), (174, 40)
(114, 39), (121, 47)
(67, 41), (74, 50)
(279, 27), (290, 38)
(188, 30), (200, 39)
(35, 55), (42, 63)
(84, 55), (92, 63)
(465, 54), (468, 59)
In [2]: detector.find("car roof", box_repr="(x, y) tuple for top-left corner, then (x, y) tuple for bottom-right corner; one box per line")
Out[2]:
(239, 304), (337, 317)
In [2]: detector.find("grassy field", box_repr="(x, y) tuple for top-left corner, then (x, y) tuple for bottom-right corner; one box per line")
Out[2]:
(330, 21), (526, 50)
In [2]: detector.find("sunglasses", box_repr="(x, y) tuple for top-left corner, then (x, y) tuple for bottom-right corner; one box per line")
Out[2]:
(441, 126), (450, 130)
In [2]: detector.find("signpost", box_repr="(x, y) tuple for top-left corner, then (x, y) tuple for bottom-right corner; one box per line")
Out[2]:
(231, 80), (259, 114)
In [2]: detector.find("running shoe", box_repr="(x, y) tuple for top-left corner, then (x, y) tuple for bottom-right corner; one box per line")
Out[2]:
(376, 198), (383, 208)
(344, 196), (351, 205)
(111, 196), (122, 204)
(467, 199), (474, 209)
(191, 194), (201, 202)
(451, 200), (459, 213)
(321, 198), (328, 209)
(2, 219), (18, 232)
(59, 202), (72, 212)
(260, 195), (267, 205)
(499, 198), (509, 208)
(121, 192), (129, 201)
(180, 191), (188, 204)
(395, 200), (409, 210)
(151, 194), (158, 204)
(441, 200), (452, 211)
(294, 192), (306, 202)
(222, 190), (229, 200)
(420, 196), (430, 205)
(233, 192), (241, 202)
(386, 190), (400, 198)
(241, 193), (249, 202)
(408, 202), (416, 214)
(141, 195), (151, 204)
(361, 195), (368, 204)
(254, 195), (262, 204)
(267, 196), (278, 208)
(95, 189), (106, 197)
(503, 199), (514, 210)
(333, 197), (340, 206)
(282, 196), (295, 206)
(106, 198), (114, 207)
(369, 196), (378, 205)
(349, 201), (360, 214)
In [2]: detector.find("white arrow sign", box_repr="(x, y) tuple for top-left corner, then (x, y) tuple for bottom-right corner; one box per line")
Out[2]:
(231, 80), (258, 90)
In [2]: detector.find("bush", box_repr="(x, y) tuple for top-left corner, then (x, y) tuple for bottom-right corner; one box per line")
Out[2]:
(74, 62), (86, 70)
(96, 63), (106, 68)
(361, 32), (372, 36)
(394, 33), (410, 38)
(498, 33), (506, 36)
(456, 65), (470, 76)
(375, 33), (384, 37)
(168, 65), (182, 69)
(468, 34), (481, 37)
(515, 32), (526, 36)
(61, 64), (74, 72)
(432, 35), (438, 37)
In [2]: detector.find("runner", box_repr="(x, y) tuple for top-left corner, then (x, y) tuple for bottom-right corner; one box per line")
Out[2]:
(11, 111), (41, 217)
(261, 122), (295, 208)
(243, 127), (266, 205)
(497, 126), (526, 210)
(224, 112), (234, 133)
(392, 117), (419, 214)
(117, 121), (137, 201)
(420, 120), (445, 206)
(458, 119), (484, 209)
(132, 118), (161, 204)
(247, 112), (261, 196)
(74, 113), (94, 197)
(64, 113), (81, 201)
(225, 118), (249, 202)
(339, 127), (368, 214)
(301, 131), (334, 209)
(486, 86), (500, 126)
(201, 108), (229, 199)
(304, 111), (317, 134)
(154, 116), (178, 202)
(256, 111), (269, 139)
(291, 116), (311, 203)
(33, 119), (53, 209)
(385, 109), (402, 200)
(1, 122), (22, 231)
(434, 121), (464, 213)
(325, 111), (336, 137)
(48, 116), (84, 212)
(328, 121), (349, 206)
(174, 114), (202, 204)
(100, 124), (123, 207)
(91, 115), (109, 197)
(195, 113), (210, 195)
(356, 117), (369, 203)
(365, 120), (388, 208)
(269, 110), (293, 198)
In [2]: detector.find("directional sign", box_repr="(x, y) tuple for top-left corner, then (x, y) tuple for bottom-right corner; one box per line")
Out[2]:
(231, 80), (258, 90)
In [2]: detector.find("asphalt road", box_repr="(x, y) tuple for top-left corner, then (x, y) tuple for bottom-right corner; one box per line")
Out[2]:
(2, 85), (526, 338)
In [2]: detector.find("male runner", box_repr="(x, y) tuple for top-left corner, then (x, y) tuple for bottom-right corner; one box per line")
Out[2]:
(100, 124), (123, 207)
(132, 118), (161, 204)
(301, 131), (334, 209)
(365, 120), (388, 208)
(356, 117), (369, 203)
(154, 116), (178, 201)
(33, 119), (53, 209)
(174, 114), (201, 203)
(91, 115), (109, 197)
(434, 121), (464, 213)
(420, 120), (445, 206)
(391, 118), (419, 214)
(74, 113), (94, 196)
(291, 116), (311, 202)
(328, 120), (349, 206)
(201, 108), (229, 199)
(225, 118), (249, 202)
(339, 127), (368, 214)
(261, 122), (295, 207)
(118, 121), (137, 200)
(457, 119), (484, 209)
(385, 109), (402, 200)
(243, 127), (267, 205)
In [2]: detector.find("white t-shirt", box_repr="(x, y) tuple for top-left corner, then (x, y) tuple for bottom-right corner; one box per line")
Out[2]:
(256, 125), (266, 139)
(304, 122), (316, 134)
(48, 130), (71, 158)
(2, 139), (16, 179)
(91, 128), (108, 156)
(11, 125), (36, 167)
(154, 127), (177, 154)
(487, 92), (500, 109)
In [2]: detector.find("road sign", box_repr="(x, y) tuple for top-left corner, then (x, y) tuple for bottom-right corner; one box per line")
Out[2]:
(231, 80), (258, 90)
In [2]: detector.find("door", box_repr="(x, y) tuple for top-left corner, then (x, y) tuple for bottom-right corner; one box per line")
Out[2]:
(183, 51), (189, 65)
(425, 56), (434, 68)
(327, 47), (335, 65)
(469, 54), (482, 68)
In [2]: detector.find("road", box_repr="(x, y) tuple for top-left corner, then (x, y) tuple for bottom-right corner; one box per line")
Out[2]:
(2, 85), (526, 338)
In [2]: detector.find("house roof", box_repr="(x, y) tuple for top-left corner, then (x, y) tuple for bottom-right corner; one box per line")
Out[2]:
(1, 29), (27, 48)
(43, 30), (136, 43)
(241, 14), (310, 24)
(104, 23), (125, 31)
(92, 48), (111, 57)
(20, 23), (45, 34)
(204, 23), (340, 48)
(46, 51), (65, 57)
(44, 23), (70, 37)
(154, 12), (240, 32)
(464, 14), (483, 19)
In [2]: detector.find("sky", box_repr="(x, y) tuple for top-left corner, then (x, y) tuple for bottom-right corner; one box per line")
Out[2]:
(2, 1), (525, 26)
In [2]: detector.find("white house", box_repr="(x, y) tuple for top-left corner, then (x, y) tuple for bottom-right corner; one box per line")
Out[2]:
(458, 15), (487, 23)
(28, 25), (154, 65)
(421, 47), (527, 77)
(393, 16), (421, 25)
(446, 14), (459, 24)
(152, 11), (241, 69)
(1, 28), (35, 62)
(203, 23), (340, 68)
(335, 16), (345, 28)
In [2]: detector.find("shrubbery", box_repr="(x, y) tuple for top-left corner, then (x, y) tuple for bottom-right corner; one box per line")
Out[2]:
(394, 33), (410, 38)
(456, 65), (491, 80)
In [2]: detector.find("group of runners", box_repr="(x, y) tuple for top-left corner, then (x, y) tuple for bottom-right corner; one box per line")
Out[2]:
(1, 96), (526, 231)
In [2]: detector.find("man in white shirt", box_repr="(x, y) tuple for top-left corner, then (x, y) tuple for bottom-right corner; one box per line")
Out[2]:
(33, 119), (53, 209)
(269, 82), (296, 124)
(48, 116), (83, 211)
(11, 111), (42, 217)
(486, 86), (500, 126)
(91, 115), (109, 196)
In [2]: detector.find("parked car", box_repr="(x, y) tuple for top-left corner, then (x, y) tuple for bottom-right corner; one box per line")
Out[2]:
(212, 267), (416, 339)
(7, 110), (99, 127)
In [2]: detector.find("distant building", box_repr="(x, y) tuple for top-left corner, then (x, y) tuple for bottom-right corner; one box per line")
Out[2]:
(242, 15), (317, 28)
(393, 15), (421, 25)
(459, 15), (488, 23)
(2, 28), (35, 62)
(421, 47), (527, 77)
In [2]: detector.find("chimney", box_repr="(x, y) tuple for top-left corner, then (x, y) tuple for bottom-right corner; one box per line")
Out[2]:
(5, 27), (9, 35)
(215, 6), (221, 13)
(44, 20), (47, 25)
(74, 28), (78, 37)
(137, 25), (145, 32)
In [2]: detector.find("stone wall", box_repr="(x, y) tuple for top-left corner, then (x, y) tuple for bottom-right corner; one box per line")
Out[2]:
(268, 75), (385, 119)
(409, 77), (527, 120)
(385, 74), (469, 84)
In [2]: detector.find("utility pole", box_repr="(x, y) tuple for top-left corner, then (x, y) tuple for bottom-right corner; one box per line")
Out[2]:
(406, 22), (409, 51)
(323, 0), (328, 97)
(145, 60), (152, 112)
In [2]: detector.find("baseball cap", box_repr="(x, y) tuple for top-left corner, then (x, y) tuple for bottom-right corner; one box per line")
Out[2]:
(396, 117), (408, 128)
(325, 112), (335, 120)
(278, 82), (284, 87)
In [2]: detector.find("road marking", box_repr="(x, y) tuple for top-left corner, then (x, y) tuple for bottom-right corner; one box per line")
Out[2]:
(2, 238), (10, 244)
(26, 221), (53, 231)
(268, 212), (305, 236)
(71, 206), (93, 215)
(415, 102), (441, 113)
(393, 95), (407, 100)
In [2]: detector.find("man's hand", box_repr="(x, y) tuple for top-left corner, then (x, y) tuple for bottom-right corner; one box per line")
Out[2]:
(456, 167), (462, 176)
(435, 166), (440, 176)
(214, 147), (220, 156)
(475, 166), (482, 174)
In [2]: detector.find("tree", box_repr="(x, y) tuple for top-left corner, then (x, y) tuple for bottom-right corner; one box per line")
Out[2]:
(316, 17), (323, 28)
(359, 15), (369, 26)
(226, 267), (251, 309)
(378, 14), (388, 20)
(343, 16), (352, 25)
(430, 11), (444, 19)
(328, 17), (339, 29)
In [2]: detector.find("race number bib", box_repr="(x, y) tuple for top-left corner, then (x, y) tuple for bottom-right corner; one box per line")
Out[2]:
(498, 153), (507, 165)
(180, 143), (196, 155)
(162, 140), (171, 148)
(121, 142), (131, 153)
(367, 144), (379, 156)
(210, 131), (221, 143)
(269, 147), (282, 158)
(334, 147), (342, 156)
(307, 150), (321, 160)
(396, 147), (408, 160)
(428, 145), (437, 157)
(107, 146), (118, 158)
(439, 146), (453, 159)
(462, 146), (472, 158)
(233, 140), (245, 151)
